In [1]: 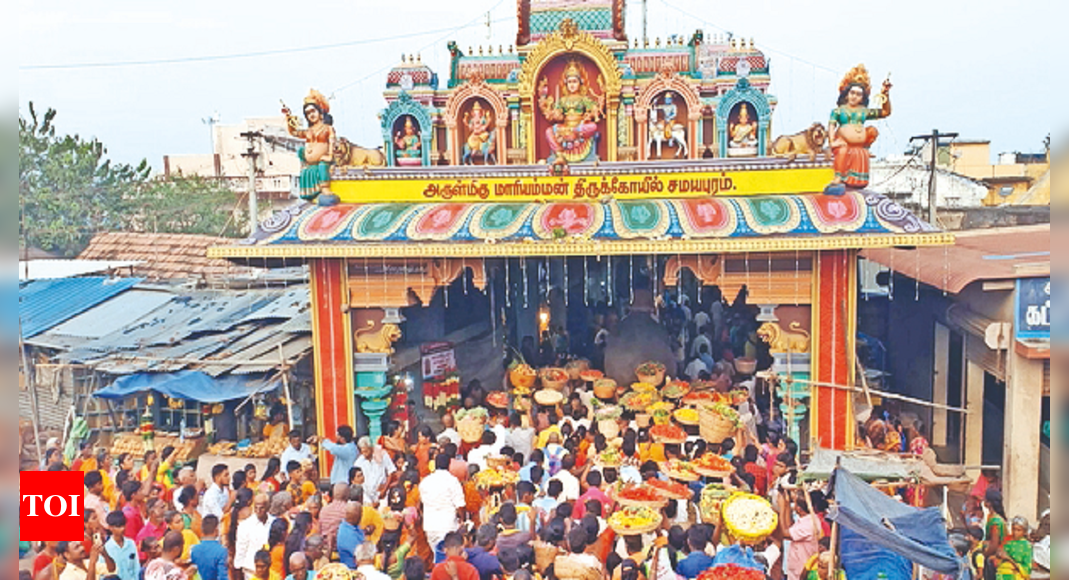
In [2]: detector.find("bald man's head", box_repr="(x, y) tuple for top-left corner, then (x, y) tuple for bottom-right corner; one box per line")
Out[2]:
(253, 493), (270, 522)
(331, 483), (349, 503)
(288, 552), (309, 580)
(344, 501), (363, 526)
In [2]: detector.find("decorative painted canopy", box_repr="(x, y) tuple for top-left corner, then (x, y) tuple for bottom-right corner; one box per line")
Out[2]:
(210, 190), (949, 260)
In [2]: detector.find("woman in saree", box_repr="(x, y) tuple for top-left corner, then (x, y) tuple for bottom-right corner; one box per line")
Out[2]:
(828, 64), (891, 190)
(283, 89), (335, 202)
(995, 517), (1032, 580)
(982, 489), (1008, 580)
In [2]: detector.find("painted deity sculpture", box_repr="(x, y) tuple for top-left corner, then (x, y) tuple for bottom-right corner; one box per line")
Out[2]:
(462, 102), (496, 164)
(826, 64), (892, 193)
(729, 103), (758, 148)
(659, 93), (678, 138)
(393, 117), (422, 164)
(538, 59), (605, 163)
(647, 94), (687, 159)
(283, 89), (336, 203)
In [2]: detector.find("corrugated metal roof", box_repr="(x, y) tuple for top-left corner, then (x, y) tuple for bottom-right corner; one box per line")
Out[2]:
(42, 289), (176, 341)
(77, 290), (284, 350)
(861, 223), (1049, 294)
(228, 334), (314, 375)
(18, 259), (144, 281)
(20, 277), (143, 338)
(39, 284), (313, 380)
(236, 287), (308, 323)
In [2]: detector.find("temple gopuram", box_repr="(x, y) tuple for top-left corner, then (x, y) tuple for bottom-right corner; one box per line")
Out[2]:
(379, 0), (776, 166)
(211, 0), (952, 467)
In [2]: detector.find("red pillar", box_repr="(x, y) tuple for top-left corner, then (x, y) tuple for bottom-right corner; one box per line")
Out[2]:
(309, 258), (355, 475)
(810, 250), (857, 450)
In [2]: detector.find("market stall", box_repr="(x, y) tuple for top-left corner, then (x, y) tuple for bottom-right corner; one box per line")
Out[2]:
(95, 370), (287, 468)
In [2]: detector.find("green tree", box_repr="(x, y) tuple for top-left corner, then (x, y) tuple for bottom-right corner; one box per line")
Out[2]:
(125, 174), (246, 239)
(20, 103), (151, 256)
(20, 103), (246, 257)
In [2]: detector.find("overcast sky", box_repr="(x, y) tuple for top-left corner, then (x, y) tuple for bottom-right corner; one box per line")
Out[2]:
(19, 0), (1063, 170)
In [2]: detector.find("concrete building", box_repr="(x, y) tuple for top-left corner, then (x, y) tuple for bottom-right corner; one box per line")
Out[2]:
(861, 224), (1050, 522)
(163, 116), (301, 216)
(914, 138), (1050, 206)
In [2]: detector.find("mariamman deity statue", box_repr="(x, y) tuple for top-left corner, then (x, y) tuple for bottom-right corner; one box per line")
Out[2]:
(538, 59), (605, 163)
(462, 101), (496, 164)
(826, 64), (891, 193)
(393, 117), (422, 165)
(283, 89), (336, 203)
(729, 103), (758, 148)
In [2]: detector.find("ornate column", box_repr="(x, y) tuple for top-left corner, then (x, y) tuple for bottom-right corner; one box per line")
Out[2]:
(309, 258), (356, 475)
(810, 250), (857, 450)
(352, 308), (404, 442)
(757, 306), (812, 446)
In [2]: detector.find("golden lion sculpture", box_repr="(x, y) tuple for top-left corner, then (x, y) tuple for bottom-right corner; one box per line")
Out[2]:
(355, 321), (402, 354)
(335, 138), (387, 167)
(770, 123), (828, 163)
(757, 321), (811, 353)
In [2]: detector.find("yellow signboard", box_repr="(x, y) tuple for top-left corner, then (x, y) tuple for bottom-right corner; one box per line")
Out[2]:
(331, 166), (833, 204)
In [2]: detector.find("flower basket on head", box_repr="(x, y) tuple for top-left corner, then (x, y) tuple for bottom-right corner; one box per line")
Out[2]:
(635, 361), (666, 386)
(699, 403), (740, 444)
(597, 419), (621, 439)
(565, 359), (590, 381)
(608, 506), (663, 536)
(721, 492), (779, 544)
(540, 368), (569, 391)
(509, 364), (537, 390)
(734, 357), (758, 375)
(613, 484), (669, 509)
(486, 455), (511, 470)
(534, 389), (564, 407)
(593, 378), (618, 400)
(458, 418), (485, 443)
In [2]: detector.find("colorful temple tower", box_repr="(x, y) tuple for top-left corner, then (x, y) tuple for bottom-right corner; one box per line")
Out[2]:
(378, 0), (776, 167)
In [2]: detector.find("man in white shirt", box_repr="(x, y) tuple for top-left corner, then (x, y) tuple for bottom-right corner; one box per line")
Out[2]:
(504, 413), (535, 462)
(466, 431), (498, 471)
(550, 454), (580, 502)
(353, 437), (396, 507)
(693, 310), (710, 332)
(354, 542), (390, 580)
(683, 356), (709, 381)
(234, 494), (275, 580)
(199, 464), (232, 519)
(280, 430), (314, 472)
(490, 415), (510, 453)
(170, 467), (198, 511)
(419, 454), (466, 550)
(437, 413), (461, 447)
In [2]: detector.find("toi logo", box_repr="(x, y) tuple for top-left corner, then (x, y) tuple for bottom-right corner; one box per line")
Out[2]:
(20, 470), (85, 541)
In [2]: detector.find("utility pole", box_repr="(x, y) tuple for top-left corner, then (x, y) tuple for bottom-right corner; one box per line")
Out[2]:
(240, 131), (262, 233)
(910, 129), (958, 225)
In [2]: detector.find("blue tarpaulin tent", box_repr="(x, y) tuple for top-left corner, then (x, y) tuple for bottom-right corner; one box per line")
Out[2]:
(94, 370), (279, 403)
(829, 467), (960, 576)
(839, 526), (914, 580)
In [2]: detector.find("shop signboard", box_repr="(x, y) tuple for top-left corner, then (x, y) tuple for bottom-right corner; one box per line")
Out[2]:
(421, 341), (457, 379)
(1015, 277), (1050, 340)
